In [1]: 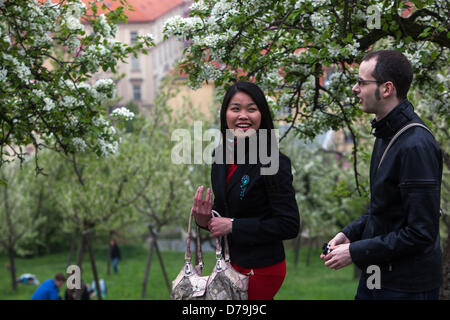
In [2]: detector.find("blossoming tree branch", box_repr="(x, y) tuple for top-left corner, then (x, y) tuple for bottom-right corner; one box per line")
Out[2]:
(163, 0), (449, 192)
(0, 0), (154, 175)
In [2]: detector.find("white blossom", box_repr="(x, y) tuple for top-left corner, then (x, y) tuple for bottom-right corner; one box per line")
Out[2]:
(190, 1), (209, 12)
(72, 137), (87, 152)
(93, 78), (115, 100)
(310, 12), (329, 30)
(65, 15), (84, 32)
(43, 97), (55, 111)
(0, 68), (7, 83)
(163, 16), (203, 39)
(98, 138), (119, 157)
(111, 107), (135, 121)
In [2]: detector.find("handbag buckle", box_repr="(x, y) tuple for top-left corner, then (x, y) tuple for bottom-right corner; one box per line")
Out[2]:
(184, 261), (191, 275)
(216, 259), (222, 271)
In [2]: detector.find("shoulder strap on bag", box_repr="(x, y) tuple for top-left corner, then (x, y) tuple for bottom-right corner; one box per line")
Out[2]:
(211, 210), (231, 262)
(378, 123), (433, 169)
(185, 209), (203, 269)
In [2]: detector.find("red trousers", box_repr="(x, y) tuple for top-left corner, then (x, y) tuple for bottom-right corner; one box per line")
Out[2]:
(232, 259), (286, 300)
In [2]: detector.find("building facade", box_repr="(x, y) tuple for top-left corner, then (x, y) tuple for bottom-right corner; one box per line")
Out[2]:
(88, 0), (191, 108)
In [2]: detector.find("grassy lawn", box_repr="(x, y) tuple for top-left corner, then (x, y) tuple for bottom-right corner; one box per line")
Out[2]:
(0, 244), (358, 300)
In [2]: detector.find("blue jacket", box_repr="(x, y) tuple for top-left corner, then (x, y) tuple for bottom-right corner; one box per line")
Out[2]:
(31, 279), (60, 300)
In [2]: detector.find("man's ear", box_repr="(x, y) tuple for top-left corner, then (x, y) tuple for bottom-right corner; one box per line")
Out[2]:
(382, 81), (396, 98)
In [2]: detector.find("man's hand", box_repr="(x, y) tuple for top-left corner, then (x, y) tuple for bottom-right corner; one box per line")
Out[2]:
(323, 243), (353, 270)
(320, 232), (350, 260)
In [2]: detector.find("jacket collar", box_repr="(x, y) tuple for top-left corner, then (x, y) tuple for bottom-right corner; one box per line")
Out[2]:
(371, 99), (415, 139)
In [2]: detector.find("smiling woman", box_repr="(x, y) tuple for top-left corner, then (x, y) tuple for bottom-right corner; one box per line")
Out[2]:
(191, 81), (300, 300)
(225, 91), (261, 138)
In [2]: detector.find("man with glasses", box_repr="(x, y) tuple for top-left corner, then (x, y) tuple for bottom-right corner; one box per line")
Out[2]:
(321, 50), (443, 300)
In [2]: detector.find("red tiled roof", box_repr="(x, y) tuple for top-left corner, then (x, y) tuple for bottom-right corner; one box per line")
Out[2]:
(82, 0), (186, 23)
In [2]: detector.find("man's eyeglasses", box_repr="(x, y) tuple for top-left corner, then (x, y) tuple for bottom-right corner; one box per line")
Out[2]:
(356, 78), (386, 86)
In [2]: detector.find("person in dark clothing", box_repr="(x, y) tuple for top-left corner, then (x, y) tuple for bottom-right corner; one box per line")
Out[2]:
(192, 81), (300, 300)
(109, 239), (121, 274)
(321, 50), (443, 300)
(65, 282), (91, 300)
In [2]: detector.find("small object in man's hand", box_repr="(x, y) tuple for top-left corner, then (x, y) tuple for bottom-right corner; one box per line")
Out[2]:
(322, 243), (332, 255)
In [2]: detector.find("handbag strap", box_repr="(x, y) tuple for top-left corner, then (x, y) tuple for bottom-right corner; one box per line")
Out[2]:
(378, 123), (432, 169)
(185, 209), (203, 268)
(211, 210), (231, 262)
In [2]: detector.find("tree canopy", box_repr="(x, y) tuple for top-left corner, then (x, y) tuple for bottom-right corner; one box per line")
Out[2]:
(163, 0), (449, 191)
(0, 0), (154, 175)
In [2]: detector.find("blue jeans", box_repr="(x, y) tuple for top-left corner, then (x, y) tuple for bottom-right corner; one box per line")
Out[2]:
(112, 258), (119, 273)
(355, 274), (440, 300)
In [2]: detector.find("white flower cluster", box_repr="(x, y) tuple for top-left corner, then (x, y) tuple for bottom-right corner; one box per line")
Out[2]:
(98, 138), (119, 157)
(210, 0), (239, 23)
(404, 51), (422, 66)
(0, 67), (7, 83)
(344, 39), (360, 57)
(34, 32), (53, 47)
(93, 78), (115, 100)
(111, 107), (135, 121)
(97, 14), (118, 39)
(163, 15), (204, 39)
(190, 1), (209, 12)
(295, 0), (328, 9)
(65, 15), (84, 32)
(72, 137), (87, 152)
(43, 97), (56, 111)
(310, 12), (329, 31)
(61, 95), (82, 109)
(2, 53), (31, 83)
(141, 33), (155, 45)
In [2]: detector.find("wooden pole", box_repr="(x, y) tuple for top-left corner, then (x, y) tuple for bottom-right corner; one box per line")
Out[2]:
(86, 231), (102, 300)
(141, 234), (155, 299)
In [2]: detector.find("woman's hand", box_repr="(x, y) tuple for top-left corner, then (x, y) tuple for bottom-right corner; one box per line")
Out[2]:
(192, 186), (212, 228)
(208, 217), (233, 238)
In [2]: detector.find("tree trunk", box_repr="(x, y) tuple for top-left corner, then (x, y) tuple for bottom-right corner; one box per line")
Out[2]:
(154, 237), (171, 295)
(76, 232), (86, 270)
(8, 247), (17, 291)
(141, 235), (156, 299)
(73, 231), (87, 300)
(86, 233), (102, 300)
(293, 232), (302, 268)
(305, 238), (314, 267)
(67, 229), (78, 267)
(106, 230), (113, 276)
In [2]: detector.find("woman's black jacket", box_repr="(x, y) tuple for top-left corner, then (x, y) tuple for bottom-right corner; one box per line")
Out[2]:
(211, 150), (300, 269)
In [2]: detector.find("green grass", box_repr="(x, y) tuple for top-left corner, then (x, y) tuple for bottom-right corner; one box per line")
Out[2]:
(0, 244), (358, 300)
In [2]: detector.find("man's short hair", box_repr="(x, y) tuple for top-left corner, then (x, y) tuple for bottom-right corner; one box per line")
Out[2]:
(362, 50), (413, 100)
(54, 273), (66, 282)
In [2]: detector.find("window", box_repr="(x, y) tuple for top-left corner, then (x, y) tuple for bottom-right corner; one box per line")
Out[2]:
(130, 31), (138, 43)
(131, 55), (140, 71)
(132, 84), (141, 101)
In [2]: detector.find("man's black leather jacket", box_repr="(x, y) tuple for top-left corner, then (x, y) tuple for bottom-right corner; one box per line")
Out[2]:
(342, 99), (443, 292)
